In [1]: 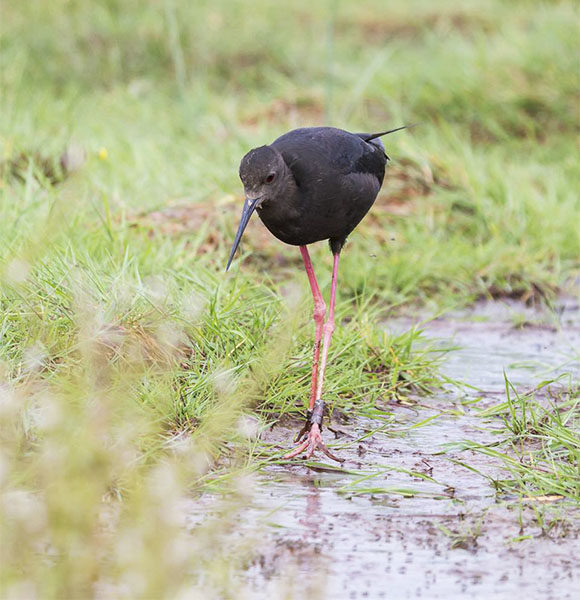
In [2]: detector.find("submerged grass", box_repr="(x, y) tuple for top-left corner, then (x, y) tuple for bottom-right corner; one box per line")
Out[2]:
(466, 377), (580, 502)
(1, 0), (579, 596)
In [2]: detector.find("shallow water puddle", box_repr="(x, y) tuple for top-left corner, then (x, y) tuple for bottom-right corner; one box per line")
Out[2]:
(199, 299), (580, 599)
(406, 296), (580, 393)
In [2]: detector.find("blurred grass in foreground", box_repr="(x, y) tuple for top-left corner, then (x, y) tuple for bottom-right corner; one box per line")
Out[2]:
(1, 0), (579, 597)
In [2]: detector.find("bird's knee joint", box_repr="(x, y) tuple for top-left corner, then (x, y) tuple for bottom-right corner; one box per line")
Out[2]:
(313, 302), (326, 323)
(323, 320), (335, 335)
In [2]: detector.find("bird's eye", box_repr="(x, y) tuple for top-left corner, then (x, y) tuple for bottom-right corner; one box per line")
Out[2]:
(265, 173), (276, 184)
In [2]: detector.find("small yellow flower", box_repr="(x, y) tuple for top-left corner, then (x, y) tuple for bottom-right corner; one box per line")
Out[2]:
(98, 147), (108, 160)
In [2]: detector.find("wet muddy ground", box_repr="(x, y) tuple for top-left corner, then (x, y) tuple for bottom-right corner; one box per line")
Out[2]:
(190, 297), (580, 599)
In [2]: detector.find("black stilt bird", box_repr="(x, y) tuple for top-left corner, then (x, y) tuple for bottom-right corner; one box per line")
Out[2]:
(227, 125), (409, 461)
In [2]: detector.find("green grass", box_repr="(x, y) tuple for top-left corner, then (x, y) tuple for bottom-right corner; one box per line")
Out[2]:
(1, 0), (579, 597)
(466, 377), (580, 502)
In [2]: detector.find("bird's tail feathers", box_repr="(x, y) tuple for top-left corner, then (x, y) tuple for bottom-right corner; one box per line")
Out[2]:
(362, 123), (418, 142)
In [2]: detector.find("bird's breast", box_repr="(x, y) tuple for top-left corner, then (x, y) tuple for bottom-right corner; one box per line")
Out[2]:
(256, 201), (311, 246)
(255, 171), (381, 247)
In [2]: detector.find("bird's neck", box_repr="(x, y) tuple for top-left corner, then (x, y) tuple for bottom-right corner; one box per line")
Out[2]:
(282, 166), (300, 201)
(257, 169), (301, 229)
(277, 169), (301, 216)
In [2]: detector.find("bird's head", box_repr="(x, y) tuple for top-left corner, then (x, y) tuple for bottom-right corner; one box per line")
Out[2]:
(226, 145), (288, 270)
(239, 145), (287, 202)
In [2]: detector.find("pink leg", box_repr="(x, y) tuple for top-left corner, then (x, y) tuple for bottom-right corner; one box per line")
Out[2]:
(284, 252), (343, 462)
(314, 252), (339, 404)
(299, 246), (326, 412)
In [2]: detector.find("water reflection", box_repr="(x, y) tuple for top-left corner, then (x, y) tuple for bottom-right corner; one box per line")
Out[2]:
(298, 479), (324, 544)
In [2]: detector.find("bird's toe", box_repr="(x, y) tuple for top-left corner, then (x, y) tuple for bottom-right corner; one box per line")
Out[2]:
(284, 423), (343, 463)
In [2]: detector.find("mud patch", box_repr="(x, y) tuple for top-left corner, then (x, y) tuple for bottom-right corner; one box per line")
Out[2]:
(219, 297), (579, 599)
(127, 198), (270, 250)
(0, 145), (86, 185)
(241, 97), (324, 129)
(338, 10), (495, 43)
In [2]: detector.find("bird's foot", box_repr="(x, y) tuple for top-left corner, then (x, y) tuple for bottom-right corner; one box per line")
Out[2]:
(283, 400), (344, 462)
(283, 422), (343, 462)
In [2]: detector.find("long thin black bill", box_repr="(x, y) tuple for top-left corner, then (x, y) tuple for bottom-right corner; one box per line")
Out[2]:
(226, 197), (259, 271)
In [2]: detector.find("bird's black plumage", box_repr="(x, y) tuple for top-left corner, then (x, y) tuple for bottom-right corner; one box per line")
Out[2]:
(265, 127), (386, 253)
(228, 125), (407, 269)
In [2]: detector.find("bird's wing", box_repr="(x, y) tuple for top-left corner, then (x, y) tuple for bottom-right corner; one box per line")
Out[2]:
(272, 127), (386, 190)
